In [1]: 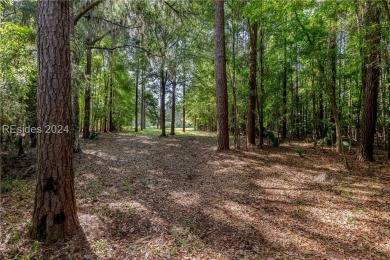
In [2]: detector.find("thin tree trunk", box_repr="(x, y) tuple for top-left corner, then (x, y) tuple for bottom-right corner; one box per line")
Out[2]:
(282, 38), (288, 139)
(257, 28), (264, 148)
(182, 79), (186, 132)
(318, 60), (325, 139)
(231, 10), (239, 149)
(83, 45), (92, 138)
(327, 25), (342, 153)
(31, 0), (79, 243)
(381, 69), (386, 148)
(134, 58), (140, 132)
(214, 0), (229, 151)
(258, 27), (265, 147)
(109, 51), (114, 132)
(247, 20), (258, 145)
(72, 80), (81, 152)
(170, 72), (176, 135)
(311, 58), (317, 145)
(103, 71), (108, 132)
(295, 44), (300, 139)
(160, 65), (166, 136)
(72, 52), (81, 153)
(141, 67), (145, 130)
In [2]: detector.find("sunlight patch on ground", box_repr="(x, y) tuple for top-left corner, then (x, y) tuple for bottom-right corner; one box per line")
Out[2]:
(83, 149), (119, 161)
(138, 139), (159, 145)
(220, 200), (256, 223)
(108, 201), (145, 211)
(79, 213), (105, 240)
(169, 191), (201, 206)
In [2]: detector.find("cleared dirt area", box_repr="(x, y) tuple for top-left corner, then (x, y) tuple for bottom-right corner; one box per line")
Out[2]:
(1, 130), (390, 259)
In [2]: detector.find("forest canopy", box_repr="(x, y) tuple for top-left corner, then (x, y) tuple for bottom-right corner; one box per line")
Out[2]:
(0, 0), (390, 258)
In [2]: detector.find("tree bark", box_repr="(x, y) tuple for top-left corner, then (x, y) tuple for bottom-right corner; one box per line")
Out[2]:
(72, 54), (81, 153)
(214, 0), (229, 151)
(83, 42), (92, 138)
(141, 68), (145, 130)
(282, 38), (288, 139)
(182, 80), (185, 132)
(134, 58), (140, 132)
(109, 51), (114, 132)
(327, 25), (342, 153)
(31, 0), (79, 243)
(72, 81), (81, 152)
(230, 10), (239, 149)
(247, 21), (258, 145)
(258, 27), (265, 147)
(358, 2), (381, 161)
(295, 44), (300, 139)
(170, 72), (176, 135)
(160, 65), (166, 137)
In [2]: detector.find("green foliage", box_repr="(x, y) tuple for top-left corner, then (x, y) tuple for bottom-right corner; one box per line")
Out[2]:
(87, 179), (102, 201)
(264, 130), (280, 147)
(1, 0), (389, 151)
(0, 21), (36, 129)
(32, 241), (40, 254)
(294, 146), (303, 157)
(94, 239), (109, 253)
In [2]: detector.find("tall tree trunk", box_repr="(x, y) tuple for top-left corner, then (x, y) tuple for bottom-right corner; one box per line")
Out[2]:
(72, 54), (81, 153)
(109, 51), (114, 132)
(72, 81), (81, 152)
(231, 10), (239, 149)
(170, 72), (176, 135)
(82, 14), (92, 139)
(134, 58), (140, 132)
(387, 48), (390, 158)
(318, 60), (326, 139)
(327, 25), (342, 153)
(295, 44), (300, 139)
(358, 2), (381, 161)
(31, 0), (79, 243)
(83, 45), (92, 138)
(103, 71), (108, 132)
(311, 59), (317, 145)
(160, 65), (166, 137)
(141, 68), (145, 130)
(214, 0), (229, 151)
(194, 115), (197, 130)
(282, 38), (288, 139)
(258, 27), (265, 147)
(182, 80), (185, 132)
(247, 21), (258, 145)
(380, 67), (386, 148)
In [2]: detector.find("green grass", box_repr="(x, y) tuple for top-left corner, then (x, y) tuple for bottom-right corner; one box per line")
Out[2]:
(94, 239), (109, 253)
(87, 179), (101, 201)
(295, 198), (306, 205)
(346, 216), (357, 225)
(293, 207), (307, 218)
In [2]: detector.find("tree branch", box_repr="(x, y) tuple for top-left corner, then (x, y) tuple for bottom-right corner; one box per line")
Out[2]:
(164, 1), (179, 15)
(90, 28), (117, 45)
(74, 0), (103, 26)
(89, 44), (151, 55)
(89, 15), (140, 30)
(294, 10), (314, 46)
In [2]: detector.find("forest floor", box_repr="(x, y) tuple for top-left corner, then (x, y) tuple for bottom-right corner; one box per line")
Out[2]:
(1, 129), (390, 259)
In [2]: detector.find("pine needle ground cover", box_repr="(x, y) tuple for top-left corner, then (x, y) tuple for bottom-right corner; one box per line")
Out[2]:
(1, 131), (389, 259)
